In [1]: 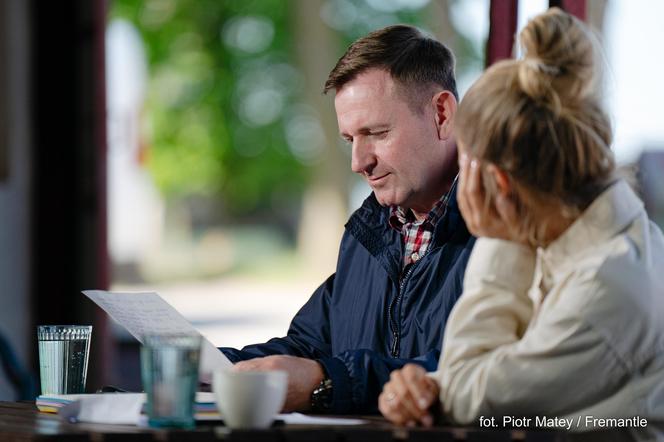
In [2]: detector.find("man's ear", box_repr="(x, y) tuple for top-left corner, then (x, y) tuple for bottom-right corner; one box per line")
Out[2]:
(486, 164), (512, 197)
(433, 91), (457, 140)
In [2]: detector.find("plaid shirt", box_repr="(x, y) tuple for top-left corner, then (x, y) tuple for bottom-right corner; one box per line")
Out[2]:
(389, 195), (449, 269)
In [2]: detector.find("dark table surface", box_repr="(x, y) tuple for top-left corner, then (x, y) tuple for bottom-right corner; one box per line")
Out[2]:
(0, 401), (573, 441)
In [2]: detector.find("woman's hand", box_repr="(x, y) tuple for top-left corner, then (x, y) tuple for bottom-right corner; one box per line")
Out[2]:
(379, 364), (440, 427)
(457, 153), (522, 242)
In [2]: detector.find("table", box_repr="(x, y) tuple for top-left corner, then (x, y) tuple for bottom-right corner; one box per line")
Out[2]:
(0, 401), (573, 441)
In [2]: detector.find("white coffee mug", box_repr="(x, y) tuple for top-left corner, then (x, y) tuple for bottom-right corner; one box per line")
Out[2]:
(212, 370), (288, 429)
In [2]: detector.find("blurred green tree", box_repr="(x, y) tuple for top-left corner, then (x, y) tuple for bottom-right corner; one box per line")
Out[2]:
(111, 0), (307, 216)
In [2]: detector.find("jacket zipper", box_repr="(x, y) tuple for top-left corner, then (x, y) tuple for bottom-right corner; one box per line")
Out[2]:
(388, 249), (427, 357)
(387, 187), (453, 358)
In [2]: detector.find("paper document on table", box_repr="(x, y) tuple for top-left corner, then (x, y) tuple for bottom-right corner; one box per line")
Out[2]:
(278, 413), (367, 425)
(58, 393), (144, 425)
(82, 290), (232, 377)
(39, 392), (218, 425)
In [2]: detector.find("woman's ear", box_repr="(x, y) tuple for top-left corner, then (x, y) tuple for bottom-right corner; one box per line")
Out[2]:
(433, 91), (456, 140)
(486, 164), (512, 197)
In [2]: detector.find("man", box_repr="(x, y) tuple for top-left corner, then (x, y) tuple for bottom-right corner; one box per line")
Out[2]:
(221, 25), (475, 414)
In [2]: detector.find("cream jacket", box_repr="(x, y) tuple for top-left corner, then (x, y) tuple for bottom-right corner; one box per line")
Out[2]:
(434, 180), (664, 441)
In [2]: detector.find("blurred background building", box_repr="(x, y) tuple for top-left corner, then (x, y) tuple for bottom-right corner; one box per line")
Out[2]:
(0, 0), (662, 398)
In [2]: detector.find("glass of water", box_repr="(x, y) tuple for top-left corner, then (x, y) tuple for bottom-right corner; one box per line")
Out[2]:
(37, 325), (92, 395)
(140, 334), (201, 429)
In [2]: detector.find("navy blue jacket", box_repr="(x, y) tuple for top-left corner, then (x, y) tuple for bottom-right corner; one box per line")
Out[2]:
(221, 185), (475, 414)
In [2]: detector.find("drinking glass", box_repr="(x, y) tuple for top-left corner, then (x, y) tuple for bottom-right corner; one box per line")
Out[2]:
(140, 334), (201, 428)
(37, 325), (92, 395)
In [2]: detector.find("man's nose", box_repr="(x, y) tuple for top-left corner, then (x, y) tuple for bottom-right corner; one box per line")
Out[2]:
(351, 139), (376, 175)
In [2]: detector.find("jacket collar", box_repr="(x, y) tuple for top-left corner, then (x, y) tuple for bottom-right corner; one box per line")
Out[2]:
(345, 178), (471, 282)
(541, 179), (643, 271)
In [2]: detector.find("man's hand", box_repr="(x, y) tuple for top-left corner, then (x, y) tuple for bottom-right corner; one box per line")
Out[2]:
(233, 355), (325, 412)
(379, 364), (440, 427)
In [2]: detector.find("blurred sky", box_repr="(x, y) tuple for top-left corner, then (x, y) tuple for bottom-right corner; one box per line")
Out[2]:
(604, 0), (664, 163)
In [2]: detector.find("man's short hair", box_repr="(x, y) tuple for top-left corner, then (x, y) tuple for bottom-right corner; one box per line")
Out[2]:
(324, 25), (458, 110)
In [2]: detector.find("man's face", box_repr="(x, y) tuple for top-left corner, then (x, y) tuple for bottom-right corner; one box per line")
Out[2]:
(335, 69), (456, 217)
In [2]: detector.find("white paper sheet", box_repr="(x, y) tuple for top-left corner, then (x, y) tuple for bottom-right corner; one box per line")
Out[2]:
(83, 290), (232, 379)
(48, 392), (218, 425)
(46, 391), (367, 427)
(278, 413), (367, 425)
(59, 393), (145, 425)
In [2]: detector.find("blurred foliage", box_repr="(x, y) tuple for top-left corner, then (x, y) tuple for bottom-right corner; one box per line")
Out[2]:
(110, 0), (483, 217)
(111, 0), (307, 215)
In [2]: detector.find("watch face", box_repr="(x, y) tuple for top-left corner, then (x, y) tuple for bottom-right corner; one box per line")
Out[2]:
(311, 378), (333, 412)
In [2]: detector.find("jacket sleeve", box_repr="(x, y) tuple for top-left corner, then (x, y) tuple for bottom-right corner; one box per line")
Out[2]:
(435, 238), (627, 424)
(219, 274), (334, 362)
(318, 349), (440, 414)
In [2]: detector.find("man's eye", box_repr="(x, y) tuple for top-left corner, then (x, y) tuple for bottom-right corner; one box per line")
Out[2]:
(371, 130), (388, 138)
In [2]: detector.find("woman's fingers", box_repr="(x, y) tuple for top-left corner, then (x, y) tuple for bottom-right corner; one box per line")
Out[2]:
(379, 366), (440, 427)
(379, 388), (404, 424)
(401, 364), (435, 411)
(466, 158), (484, 229)
(457, 154), (473, 229)
(380, 369), (426, 425)
(458, 153), (486, 235)
(388, 370), (425, 421)
(379, 383), (417, 424)
(458, 155), (525, 242)
(401, 365), (438, 427)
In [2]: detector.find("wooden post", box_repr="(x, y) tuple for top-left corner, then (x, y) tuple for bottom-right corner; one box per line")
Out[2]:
(487, 0), (519, 67)
(31, 0), (110, 392)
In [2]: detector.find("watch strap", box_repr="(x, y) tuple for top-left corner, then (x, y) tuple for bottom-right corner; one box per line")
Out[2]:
(310, 377), (333, 412)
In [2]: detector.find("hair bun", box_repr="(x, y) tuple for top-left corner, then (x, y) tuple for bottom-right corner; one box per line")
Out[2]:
(517, 7), (598, 106)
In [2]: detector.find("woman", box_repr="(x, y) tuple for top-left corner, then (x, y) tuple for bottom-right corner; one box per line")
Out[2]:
(378, 8), (664, 440)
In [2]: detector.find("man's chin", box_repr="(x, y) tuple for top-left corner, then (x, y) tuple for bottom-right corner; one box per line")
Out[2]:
(374, 192), (402, 208)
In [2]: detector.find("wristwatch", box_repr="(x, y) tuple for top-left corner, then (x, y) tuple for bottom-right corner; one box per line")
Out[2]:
(310, 377), (333, 412)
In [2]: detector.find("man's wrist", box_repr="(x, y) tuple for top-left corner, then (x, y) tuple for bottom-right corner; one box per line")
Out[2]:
(310, 376), (333, 412)
(310, 361), (332, 413)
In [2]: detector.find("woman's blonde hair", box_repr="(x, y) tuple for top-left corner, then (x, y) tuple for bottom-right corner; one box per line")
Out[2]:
(456, 7), (615, 246)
